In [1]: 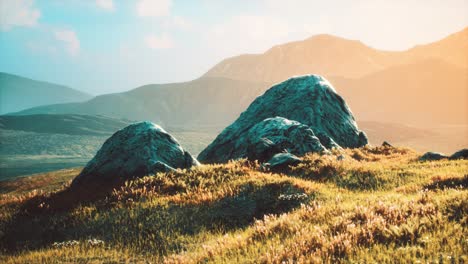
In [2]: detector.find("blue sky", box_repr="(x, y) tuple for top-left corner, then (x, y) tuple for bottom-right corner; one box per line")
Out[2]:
(0, 0), (467, 95)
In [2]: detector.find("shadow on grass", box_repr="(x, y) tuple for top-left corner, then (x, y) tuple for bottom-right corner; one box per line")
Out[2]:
(0, 180), (310, 255)
(424, 175), (467, 190)
(289, 160), (385, 191)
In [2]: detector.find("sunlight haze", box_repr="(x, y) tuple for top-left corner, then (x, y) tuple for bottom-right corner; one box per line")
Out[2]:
(1, 0), (467, 94)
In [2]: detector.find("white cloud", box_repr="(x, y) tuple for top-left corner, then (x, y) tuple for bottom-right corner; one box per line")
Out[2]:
(96, 0), (114, 11)
(145, 33), (173, 49)
(208, 15), (290, 56)
(137, 0), (172, 17)
(54, 29), (80, 56)
(171, 16), (192, 30)
(0, 0), (41, 31)
(159, 15), (193, 31)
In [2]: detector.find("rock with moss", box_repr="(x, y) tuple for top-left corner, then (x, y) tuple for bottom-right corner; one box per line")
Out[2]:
(71, 121), (199, 188)
(198, 75), (367, 163)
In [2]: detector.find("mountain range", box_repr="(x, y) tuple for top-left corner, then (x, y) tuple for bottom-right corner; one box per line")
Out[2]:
(2, 27), (467, 162)
(11, 27), (468, 128)
(204, 27), (467, 82)
(13, 77), (270, 129)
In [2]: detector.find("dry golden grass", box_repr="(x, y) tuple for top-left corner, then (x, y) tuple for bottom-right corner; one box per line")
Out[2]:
(0, 146), (466, 263)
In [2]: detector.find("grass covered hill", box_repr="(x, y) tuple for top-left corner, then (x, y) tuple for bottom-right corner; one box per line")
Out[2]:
(0, 114), (133, 136)
(0, 73), (92, 115)
(0, 146), (466, 263)
(12, 77), (270, 129)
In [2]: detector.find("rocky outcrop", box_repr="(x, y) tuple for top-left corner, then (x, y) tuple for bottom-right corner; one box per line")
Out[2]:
(419, 148), (468, 161)
(450, 148), (468, 160)
(245, 117), (327, 162)
(263, 153), (302, 172)
(419, 152), (448, 161)
(198, 75), (368, 163)
(71, 121), (199, 188)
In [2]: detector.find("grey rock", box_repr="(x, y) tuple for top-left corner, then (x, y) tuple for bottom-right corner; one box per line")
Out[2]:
(71, 121), (199, 187)
(245, 117), (326, 162)
(419, 152), (448, 161)
(449, 148), (468, 160)
(198, 75), (367, 163)
(263, 153), (302, 172)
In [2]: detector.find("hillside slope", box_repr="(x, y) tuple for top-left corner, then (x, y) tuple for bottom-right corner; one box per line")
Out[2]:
(0, 147), (466, 263)
(331, 59), (468, 126)
(0, 114), (132, 136)
(407, 27), (468, 68)
(0, 73), (92, 114)
(14, 78), (270, 129)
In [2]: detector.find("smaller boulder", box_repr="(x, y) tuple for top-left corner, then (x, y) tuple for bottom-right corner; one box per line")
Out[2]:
(449, 148), (468, 160)
(419, 152), (448, 161)
(263, 153), (302, 172)
(71, 121), (199, 188)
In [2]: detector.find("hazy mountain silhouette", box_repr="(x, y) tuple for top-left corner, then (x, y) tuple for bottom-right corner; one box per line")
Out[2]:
(14, 77), (270, 129)
(204, 34), (401, 82)
(0, 72), (92, 114)
(407, 27), (468, 68)
(203, 27), (467, 83)
(332, 59), (467, 126)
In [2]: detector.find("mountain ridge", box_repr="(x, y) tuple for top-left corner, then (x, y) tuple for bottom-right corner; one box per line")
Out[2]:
(203, 27), (468, 83)
(12, 77), (271, 129)
(0, 72), (92, 114)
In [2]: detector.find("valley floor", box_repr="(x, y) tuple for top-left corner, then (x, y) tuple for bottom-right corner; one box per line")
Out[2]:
(0, 129), (217, 180)
(0, 146), (466, 263)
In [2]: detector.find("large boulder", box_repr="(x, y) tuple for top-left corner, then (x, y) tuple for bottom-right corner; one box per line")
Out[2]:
(198, 75), (367, 163)
(71, 121), (199, 188)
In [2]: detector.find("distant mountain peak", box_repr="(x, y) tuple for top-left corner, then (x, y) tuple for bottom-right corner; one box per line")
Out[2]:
(0, 72), (92, 114)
